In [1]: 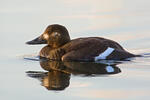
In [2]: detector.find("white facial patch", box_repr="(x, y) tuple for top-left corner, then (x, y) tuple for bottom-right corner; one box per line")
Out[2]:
(95, 47), (115, 61)
(43, 34), (49, 39)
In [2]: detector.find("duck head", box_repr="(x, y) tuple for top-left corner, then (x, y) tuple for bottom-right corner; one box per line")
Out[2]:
(26, 24), (71, 48)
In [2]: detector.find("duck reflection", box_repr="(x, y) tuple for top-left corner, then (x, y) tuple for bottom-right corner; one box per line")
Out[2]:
(26, 60), (121, 91)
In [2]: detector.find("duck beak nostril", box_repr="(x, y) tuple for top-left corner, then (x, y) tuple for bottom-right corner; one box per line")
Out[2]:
(26, 36), (47, 45)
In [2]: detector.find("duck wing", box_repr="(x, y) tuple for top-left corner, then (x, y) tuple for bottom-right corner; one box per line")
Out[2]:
(61, 37), (133, 61)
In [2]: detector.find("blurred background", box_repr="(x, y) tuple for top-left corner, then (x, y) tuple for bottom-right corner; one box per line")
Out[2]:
(1, 0), (150, 57)
(0, 0), (150, 100)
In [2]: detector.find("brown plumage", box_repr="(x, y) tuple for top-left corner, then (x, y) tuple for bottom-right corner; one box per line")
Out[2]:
(26, 24), (138, 61)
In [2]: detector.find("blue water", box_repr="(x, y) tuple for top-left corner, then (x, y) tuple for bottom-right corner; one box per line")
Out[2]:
(1, 0), (150, 100)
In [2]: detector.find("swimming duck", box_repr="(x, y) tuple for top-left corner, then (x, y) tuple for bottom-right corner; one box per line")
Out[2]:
(26, 24), (138, 61)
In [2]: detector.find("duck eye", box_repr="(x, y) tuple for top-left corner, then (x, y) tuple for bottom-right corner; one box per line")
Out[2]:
(43, 34), (49, 40)
(52, 32), (60, 37)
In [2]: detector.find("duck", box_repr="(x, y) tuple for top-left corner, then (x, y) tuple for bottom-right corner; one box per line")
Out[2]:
(26, 24), (139, 61)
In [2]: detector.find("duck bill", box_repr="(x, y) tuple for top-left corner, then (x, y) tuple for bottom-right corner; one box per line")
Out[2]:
(26, 36), (47, 45)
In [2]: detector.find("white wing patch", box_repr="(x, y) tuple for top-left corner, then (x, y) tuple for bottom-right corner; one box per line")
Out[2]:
(95, 47), (115, 61)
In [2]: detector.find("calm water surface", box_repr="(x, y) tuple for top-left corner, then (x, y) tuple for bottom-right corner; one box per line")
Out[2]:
(1, 0), (150, 100)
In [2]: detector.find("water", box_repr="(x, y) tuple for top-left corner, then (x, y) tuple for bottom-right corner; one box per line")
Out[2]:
(1, 0), (150, 100)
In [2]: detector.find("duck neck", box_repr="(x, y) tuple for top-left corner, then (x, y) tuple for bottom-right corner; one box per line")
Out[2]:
(49, 38), (71, 49)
